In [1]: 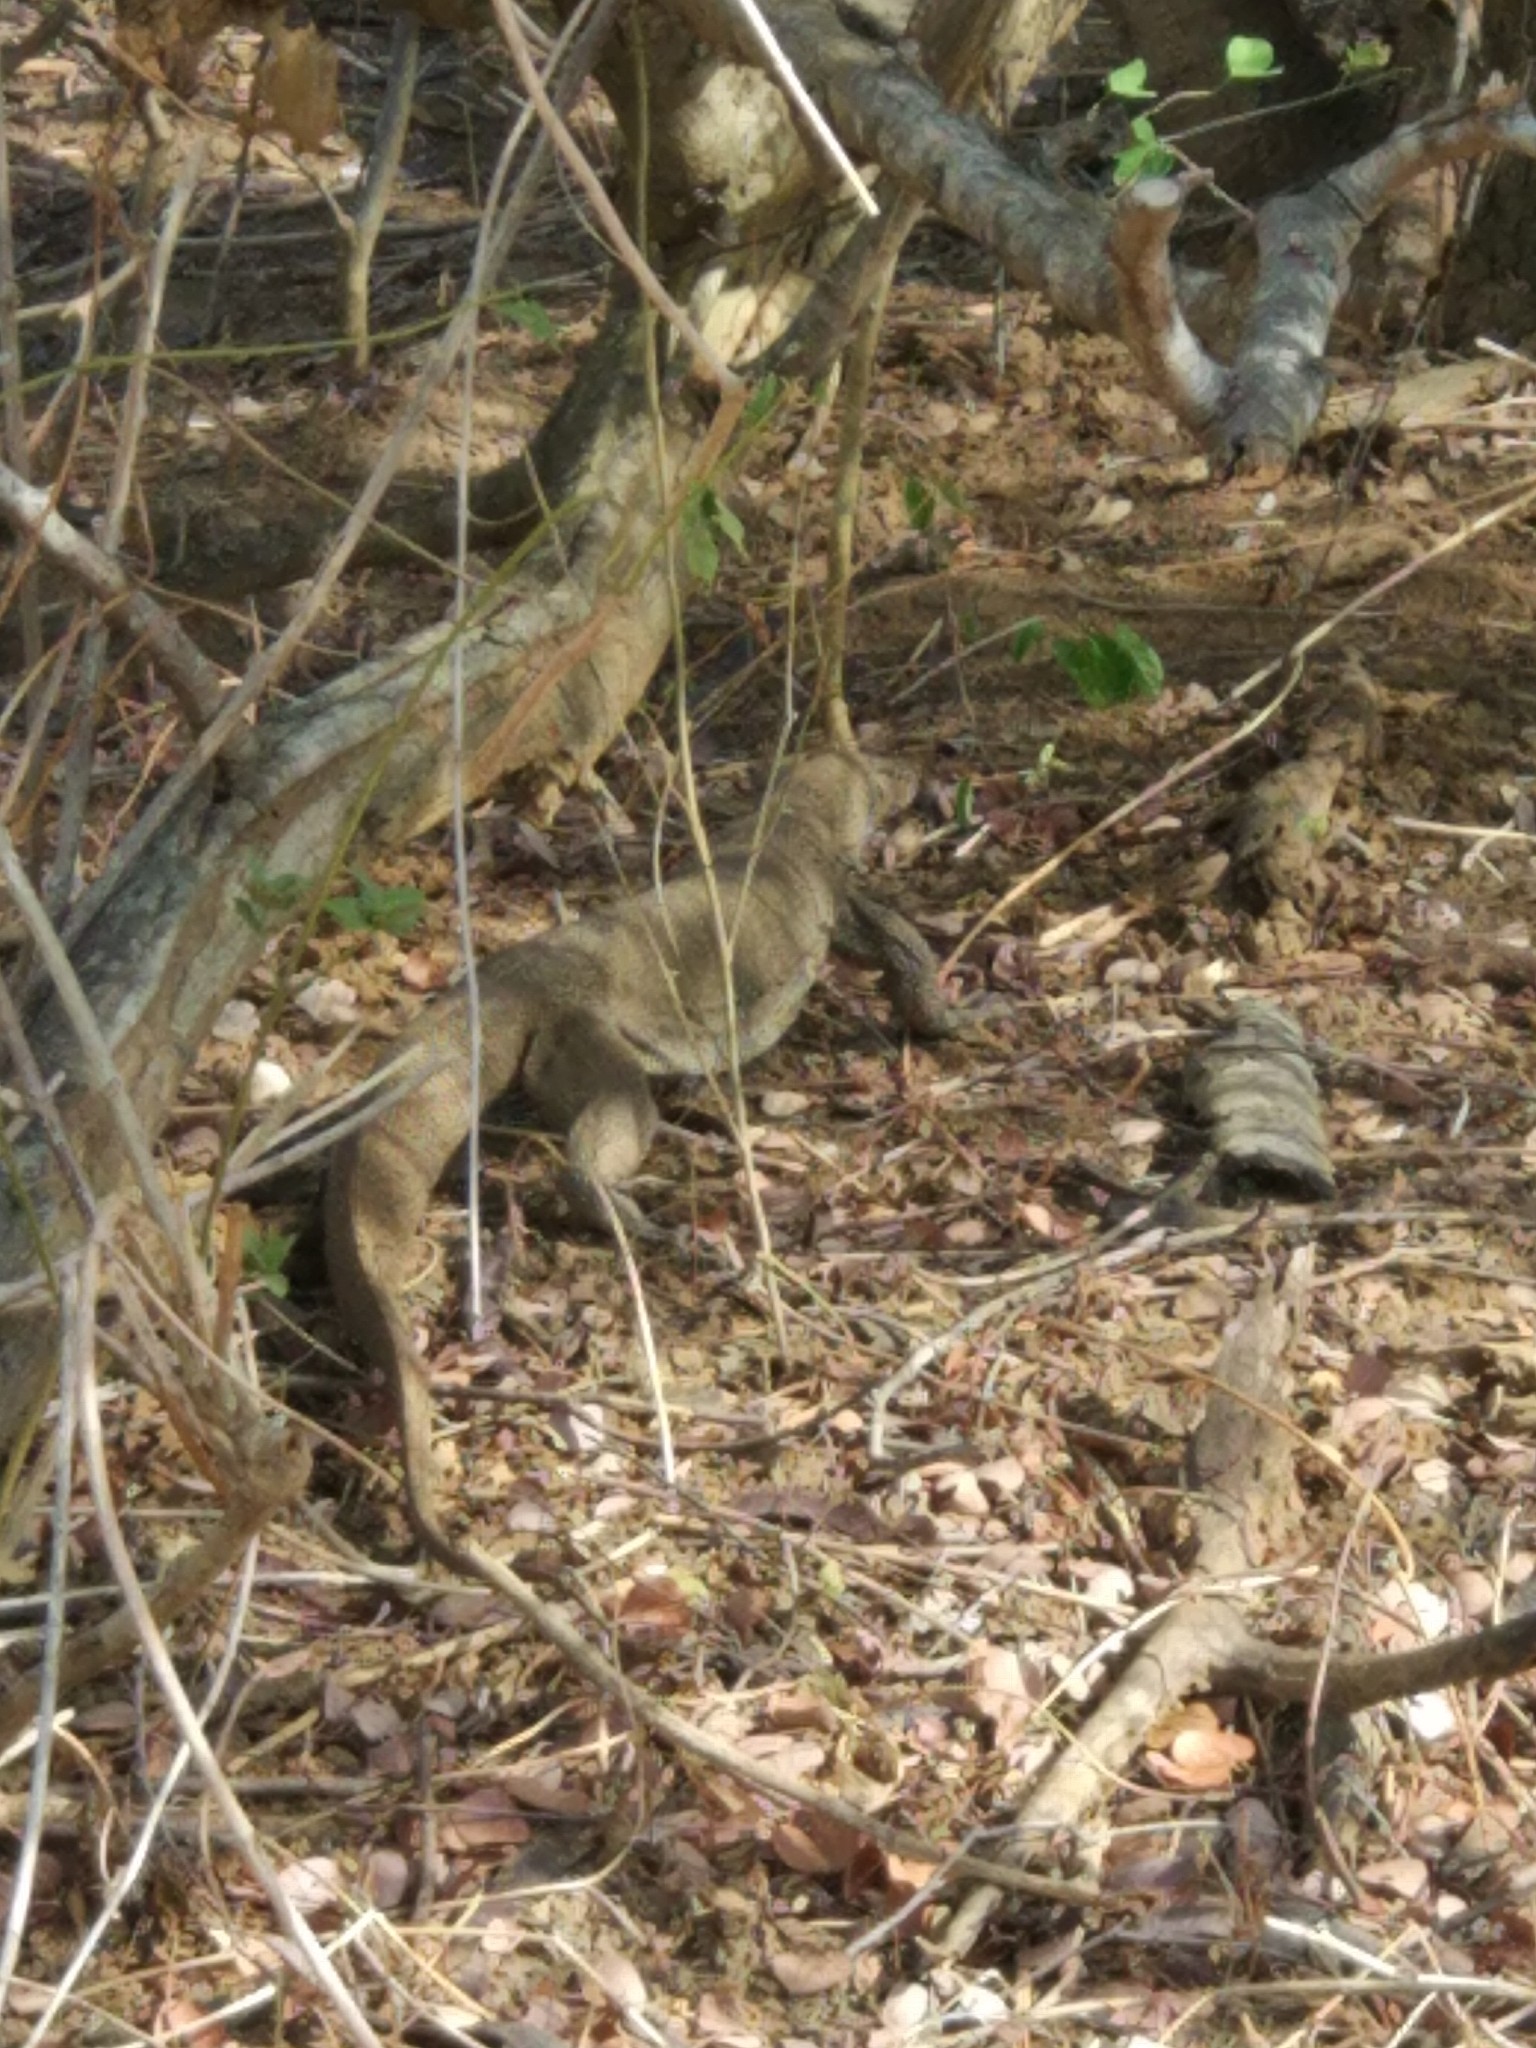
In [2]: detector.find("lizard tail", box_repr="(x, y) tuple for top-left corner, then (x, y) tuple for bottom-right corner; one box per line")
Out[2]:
(324, 987), (532, 1559)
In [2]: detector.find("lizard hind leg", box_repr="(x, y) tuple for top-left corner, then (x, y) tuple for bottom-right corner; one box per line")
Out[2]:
(521, 1012), (663, 1238)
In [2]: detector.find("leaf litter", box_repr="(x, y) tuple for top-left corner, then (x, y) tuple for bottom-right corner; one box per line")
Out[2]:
(8, 108), (1536, 2048)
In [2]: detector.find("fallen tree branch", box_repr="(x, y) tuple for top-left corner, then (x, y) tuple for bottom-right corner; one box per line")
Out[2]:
(1223, 88), (1536, 473)
(694, 1), (1536, 467)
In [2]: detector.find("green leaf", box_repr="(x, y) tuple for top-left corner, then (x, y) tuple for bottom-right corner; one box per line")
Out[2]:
(1051, 625), (1164, 708)
(1113, 127), (1177, 186)
(244, 1227), (296, 1299)
(954, 776), (975, 828)
(681, 484), (746, 589)
(1009, 617), (1046, 660)
(1106, 57), (1155, 100)
(236, 861), (307, 934)
(494, 293), (558, 343)
(1340, 38), (1390, 76)
(1225, 35), (1280, 79)
(324, 894), (368, 932)
(325, 867), (427, 938)
(744, 373), (784, 428)
(903, 476), (936, 532)
(682, 513), (720, 586)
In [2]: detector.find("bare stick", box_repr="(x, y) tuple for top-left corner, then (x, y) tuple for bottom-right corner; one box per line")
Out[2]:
(0, 1252), (78, 2023)
(819, 205), (918, 745)
(0, 464), (228, 733)
(490, 0), (741, 390)
(0, 74), (42, 688)
(728, 0), (879, 217)
(342, 14), (419, 372)
(47, 131), (219, 911)
(1393, 817), (1535, 844)
(14, 1540), (259, 2048)
(595, 1184), (675, 1487)
(0, 960), (96, 1234)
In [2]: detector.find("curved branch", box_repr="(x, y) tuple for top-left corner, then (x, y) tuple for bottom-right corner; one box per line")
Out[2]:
(1108, 171), (1227, 429)
(1223, 94), (1536, 472)
(0, 462), (229, 733)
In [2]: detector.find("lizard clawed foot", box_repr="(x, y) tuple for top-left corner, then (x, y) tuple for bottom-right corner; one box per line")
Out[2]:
(557, 1167), (670, 1247)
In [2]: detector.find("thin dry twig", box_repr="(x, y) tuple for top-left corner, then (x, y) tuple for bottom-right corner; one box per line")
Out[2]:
(341, 13), (419, 371)
(728, 0), (880, 219)
(490, 0), (742, 391)
(72, 1272), (386, 2048)
(594, 1182), (676, 1486)
(0, 74), (42, 687)
(12, 1538), (260, 2048)
(48, 128), (222, 918)
(0, 1252), (78, 2023)
(0, 460), (230, 731)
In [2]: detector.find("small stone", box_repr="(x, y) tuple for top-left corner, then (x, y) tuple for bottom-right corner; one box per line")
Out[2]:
(249, 1058), (293, 1106)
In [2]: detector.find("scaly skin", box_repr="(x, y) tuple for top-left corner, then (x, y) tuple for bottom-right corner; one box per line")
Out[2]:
(325, 748), (951, 1562)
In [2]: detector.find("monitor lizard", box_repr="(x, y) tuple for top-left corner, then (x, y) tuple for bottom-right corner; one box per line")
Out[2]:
(325, 747), (955, 1563)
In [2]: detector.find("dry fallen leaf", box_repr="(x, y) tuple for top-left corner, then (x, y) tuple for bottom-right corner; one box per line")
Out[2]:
(767, 1946), (853, 1996)
(364, 1849), (411, 1911)
(966, 1643), (1036, 1749)
(760, 1088), (812, 1118)
(349, 1696), (402, 1744)
(1358, 1854), (1431, 1903)
(277, 1856), (345, 1917)
(1146, 1722), (1257, 1792)
(212, 999), (260, 1043)
(765, 1687), (841, 1734)
(440, 1788), (535, 1850)
(294, 975), (359, 1028)
(254, 24), (341, 152)
(613, 1571), (696, 1643)
(152, 1995), (227, 2047)
(590, 1947), (648, 2013)
(770, 1811), (863, 1875)
(400, 948), (450, 991)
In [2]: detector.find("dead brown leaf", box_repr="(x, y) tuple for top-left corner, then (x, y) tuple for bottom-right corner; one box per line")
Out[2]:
(253, 24), (340, 152)
(767, 1946), (853, 1996)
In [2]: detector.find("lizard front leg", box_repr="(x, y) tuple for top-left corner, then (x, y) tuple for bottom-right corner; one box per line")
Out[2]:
(837, 888), (959, 1039)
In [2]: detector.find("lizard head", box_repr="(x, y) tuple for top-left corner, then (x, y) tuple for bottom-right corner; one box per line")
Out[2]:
(771, 748), (918, 854)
